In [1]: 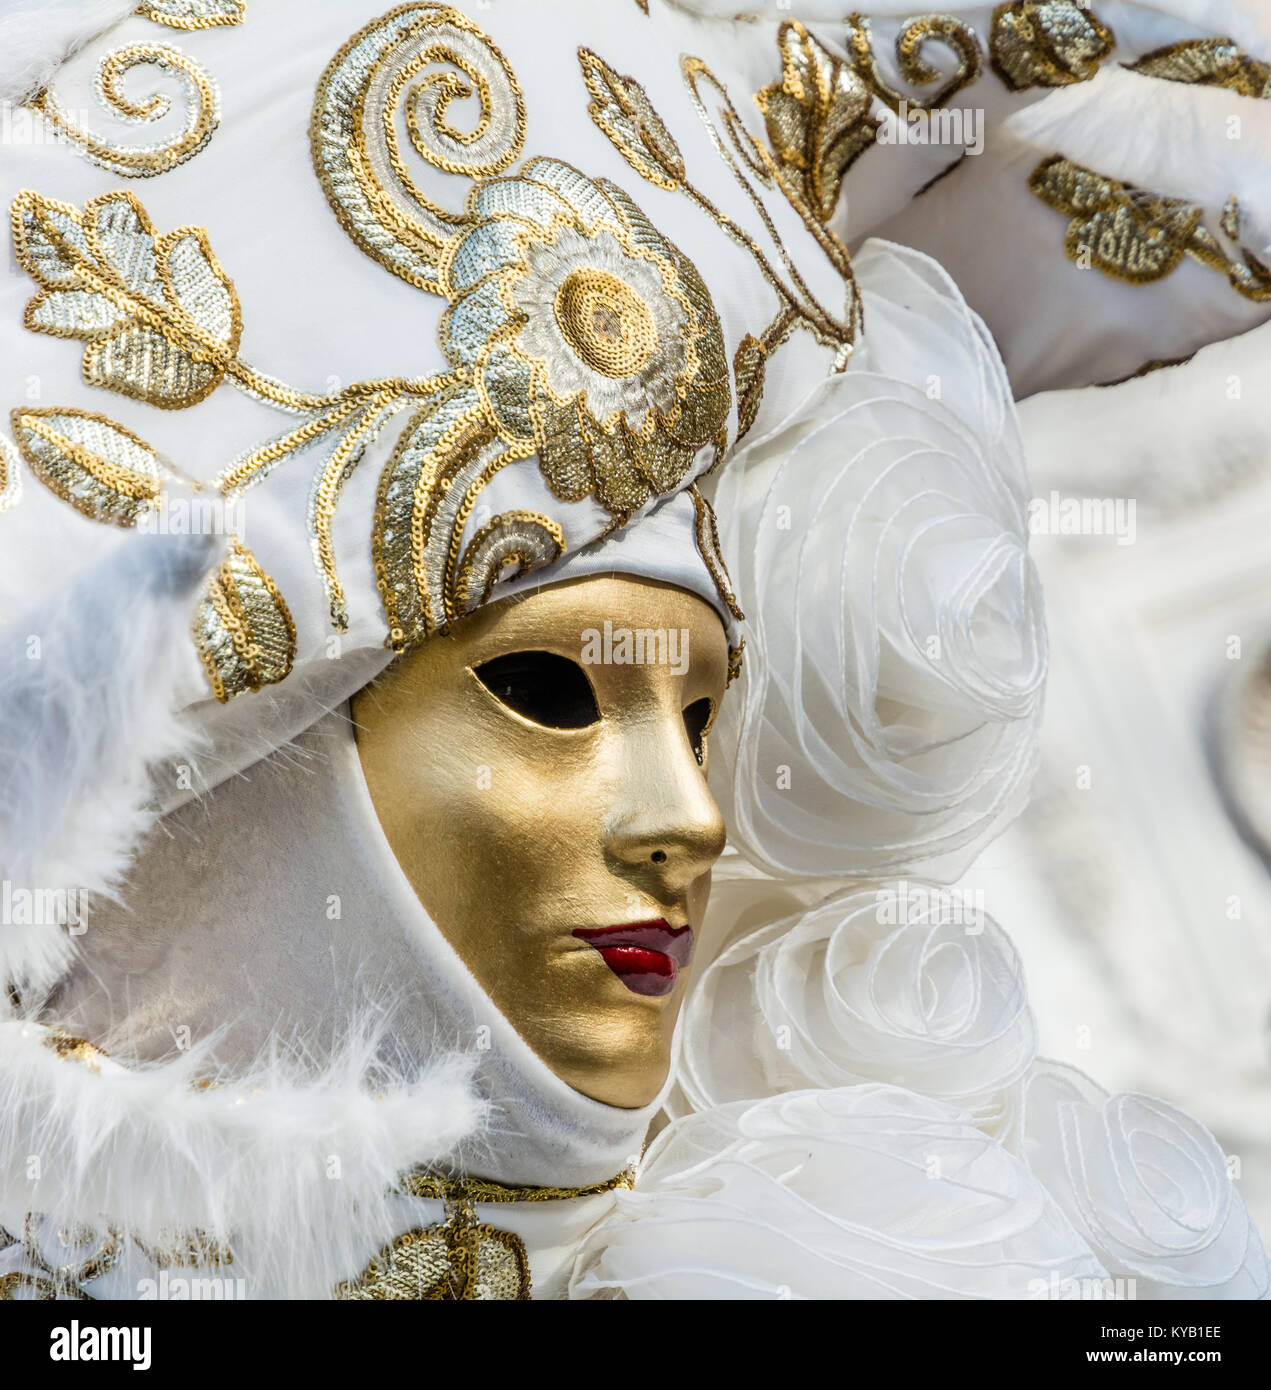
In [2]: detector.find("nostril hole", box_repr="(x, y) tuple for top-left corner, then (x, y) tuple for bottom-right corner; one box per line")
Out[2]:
(650, 850), (667, 865)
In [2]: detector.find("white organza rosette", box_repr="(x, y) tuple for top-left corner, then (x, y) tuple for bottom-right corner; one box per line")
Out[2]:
(571, 1087), (1107, 1300)
(710, 242), (1046, 879)
(1022, 1062), (1269, 1300)
(675, 883), (1036, 1140)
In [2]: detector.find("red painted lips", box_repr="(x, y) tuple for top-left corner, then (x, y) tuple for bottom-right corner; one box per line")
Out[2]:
(573, 921), (694, 997)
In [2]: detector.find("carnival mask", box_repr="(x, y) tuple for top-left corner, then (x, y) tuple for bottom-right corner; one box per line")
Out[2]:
(352, 574), (729, 1108)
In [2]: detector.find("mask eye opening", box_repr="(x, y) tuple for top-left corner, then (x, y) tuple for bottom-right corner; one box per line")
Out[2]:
(471, 650), (602, 730)
(683, 696), (714, 766)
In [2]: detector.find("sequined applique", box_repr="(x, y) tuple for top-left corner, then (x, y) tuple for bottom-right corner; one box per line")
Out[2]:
(30, 43), (221, 179)
(336, 1202), (530, 1300)
(310, 3), (527, 295)
(690, 485), (744, 623)
(372, 157), (730, 646)
(334, 1168), (633, 1300)
(133, 1232), (234, 1269)
(1126, 37), (1271, 98)
(989, 1), (1115, 92)
(13, 189), (242, 410)
(844, 11), (983, 113)
(0, 434), (21, 514)
(10, 407), (162, 527)
(732, 333), (767, 442)
(452, 510), (565, 616)
(726, 638), (745, 687)
(42, 1027), (111, 1072)
(192, 540), (297, 702)
(0, 1216), (121, 1301)
(1029, 155), (1271, 302)
(138, 0), (247, 28)
(754, 21), (878, 224)
(580, 47), (685, 192)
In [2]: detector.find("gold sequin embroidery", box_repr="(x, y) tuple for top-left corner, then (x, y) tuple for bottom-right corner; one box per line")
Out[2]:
(13, 189), (242, 410)
(336, 1169), (632, 1300)
(1126, 38), (1271, 98)
(1029, 154), (1271, 302)
(310, 3), (527, 295)
(192, 539), (298, 703)
(690, 485), (744, 623)
(452, 510), (566, 616)
(29, 43), (221, 179)
(989, 1), (1115, 92)
(138, 0), (247, 29)
(754, 21), (879, 224)
(10, 407), (162, 527)
(845, 11), (983, 113)
(0, 1216), (121, 1302)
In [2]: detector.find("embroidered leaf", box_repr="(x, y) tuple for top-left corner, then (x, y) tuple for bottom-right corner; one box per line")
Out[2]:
(732, 334), (767, 442)
(10, 407), (163, 527)
(990, 1), (1115, 92)
(1126, 38), (1271, 99)
(192, 539), (297, 703)
(13, 189), (242, 410)
(137, 0), (247, 29)
(580, 49), (685, 191)
(755, 21), (878, 223)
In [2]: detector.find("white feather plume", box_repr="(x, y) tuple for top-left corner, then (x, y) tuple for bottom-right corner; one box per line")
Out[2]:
(0, 530), (220, 996)
(0, 0), (141, 104)
(0, 1019), (484, 1299)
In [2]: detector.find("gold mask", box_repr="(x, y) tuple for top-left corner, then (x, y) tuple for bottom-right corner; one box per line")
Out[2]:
(352, 575), (729, 1109)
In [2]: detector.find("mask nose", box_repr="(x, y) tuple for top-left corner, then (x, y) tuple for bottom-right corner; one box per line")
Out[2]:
(604, 712), (726, 897)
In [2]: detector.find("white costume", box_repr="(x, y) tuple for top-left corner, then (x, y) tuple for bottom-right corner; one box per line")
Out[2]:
(0, 0), (1267, 1299)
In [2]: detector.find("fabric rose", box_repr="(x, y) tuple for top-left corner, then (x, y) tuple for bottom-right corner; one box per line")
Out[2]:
(675, 882), (1036, 1138)
(1023, 1061), (1269, 1299)
(570, 1087), (1107, 1299)
(709, 241), (1046, 879)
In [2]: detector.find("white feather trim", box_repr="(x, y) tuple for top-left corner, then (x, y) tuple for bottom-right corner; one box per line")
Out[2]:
(0, 0), (140, 105)
(0, 1019), (483, 1299)
(0, 531), (219, 996)
(1005, 63), (1271, 253)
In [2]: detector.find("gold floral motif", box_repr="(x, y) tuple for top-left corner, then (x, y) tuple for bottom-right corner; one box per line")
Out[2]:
(989, 1), (1115, 92)
(845, 11), (982, 113)
(10, 407), (162, 527)
(755, 21), (879, 223)
(13, 189), (242, 410)
(1126, 38), (1271, 98)
(373, 158), (730, 646)
(1029, 155), (1271, 302)
(192, 540), (297, 703)
(30, 43), (221, 179)
(310, 3), (527, 295)
(138, 0), (246, 28)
